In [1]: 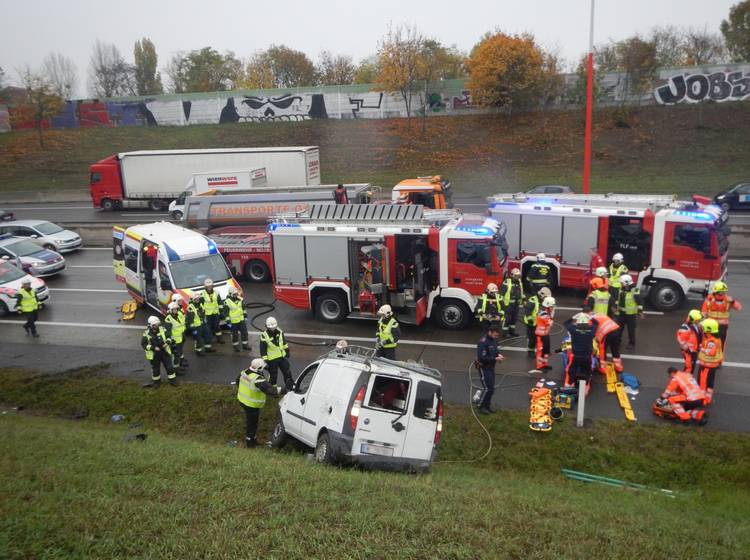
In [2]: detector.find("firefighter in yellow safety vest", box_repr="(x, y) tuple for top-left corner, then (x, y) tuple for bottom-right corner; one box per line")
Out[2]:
(164, 301), (187, 371)
(375, 304), (401, 361)
(236, 358), (286, 448)
(223, 286), (250, 352)
(15, 278), (40, 337)
(141, 315), (177, 387)
(260, 316), (293, 389)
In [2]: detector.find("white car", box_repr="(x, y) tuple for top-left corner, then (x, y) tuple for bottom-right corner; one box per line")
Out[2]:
(0, 235), (66, 277)
(0, 220), (82, 253)
(0, 259), (50, 316)
(270, 346), (444, 472)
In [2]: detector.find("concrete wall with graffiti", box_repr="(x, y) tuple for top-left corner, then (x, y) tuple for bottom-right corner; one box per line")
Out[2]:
(2, 64), (749, 132)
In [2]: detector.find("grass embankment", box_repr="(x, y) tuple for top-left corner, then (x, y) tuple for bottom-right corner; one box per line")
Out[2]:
(2, 367), (750, 558)
(0, 102), (748, 197)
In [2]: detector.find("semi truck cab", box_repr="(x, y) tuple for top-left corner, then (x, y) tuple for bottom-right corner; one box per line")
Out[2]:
(391, 176), (453, 209)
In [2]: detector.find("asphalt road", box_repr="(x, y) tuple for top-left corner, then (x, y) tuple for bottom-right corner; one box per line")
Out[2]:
(2, 248), (750, 432)
(3, 199), (750, 226)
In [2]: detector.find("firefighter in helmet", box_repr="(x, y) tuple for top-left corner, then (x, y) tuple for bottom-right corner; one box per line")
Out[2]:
(701, 280), (742, 346)
(375, 304), (400, 360)
(474, 282), (504, 332)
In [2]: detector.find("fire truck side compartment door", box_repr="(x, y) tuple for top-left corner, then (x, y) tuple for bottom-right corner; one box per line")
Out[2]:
(521, 215), (562, 255)
(306, 237), (348, 280)
(273, 236), (307, 284)
(500, 212), (521, 259)
(561, 216), (598, 265)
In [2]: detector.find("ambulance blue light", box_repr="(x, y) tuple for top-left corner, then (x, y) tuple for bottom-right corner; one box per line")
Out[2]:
(674, 210), (713, 221)
(164, 242), (180, 261)
(456, 225), (493, 236)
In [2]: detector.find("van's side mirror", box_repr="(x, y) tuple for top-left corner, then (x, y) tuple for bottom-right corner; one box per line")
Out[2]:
(160, 279), (172, 290)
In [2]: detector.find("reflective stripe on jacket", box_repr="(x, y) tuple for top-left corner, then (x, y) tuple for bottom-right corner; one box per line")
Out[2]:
(261, 330), (287, 361)
(501, 278), (523, 306)
(591, 313), (619, 342)
(142, 327), (171, 360)
(18, 288), (39, 312)
(187, 303), (203, 328)
(224, 297), (245, 324)
(477, 293), (503, 320)
(378, 317), (399, 348)
(665, 371), (706, 402)
(609, 263), (628, 288)
(202, 291), (220, 316)
(237, 370), (266, 408)
(535, 311), (552, 336)
(698, 335), (723, 367)
(676, 323), (700, 352)
(524, 296), (540, 326)
(164, 312), (186, 343)
(591, 289), (611, 316)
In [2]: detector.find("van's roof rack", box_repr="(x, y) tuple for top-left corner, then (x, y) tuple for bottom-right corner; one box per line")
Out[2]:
(319, 345), (442, 380)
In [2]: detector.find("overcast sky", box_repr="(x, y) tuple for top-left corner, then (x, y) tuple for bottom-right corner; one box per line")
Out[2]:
(0, 0), (738, 96)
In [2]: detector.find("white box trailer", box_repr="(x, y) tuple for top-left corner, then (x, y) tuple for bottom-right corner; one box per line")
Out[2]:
(89, 147), (320, 211)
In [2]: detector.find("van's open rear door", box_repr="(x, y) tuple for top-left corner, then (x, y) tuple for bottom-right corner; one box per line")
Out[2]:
(113, 226), (125, 283)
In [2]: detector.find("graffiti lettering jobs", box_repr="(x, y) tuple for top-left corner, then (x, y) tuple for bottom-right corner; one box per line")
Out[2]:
(654, 71), (750, 105)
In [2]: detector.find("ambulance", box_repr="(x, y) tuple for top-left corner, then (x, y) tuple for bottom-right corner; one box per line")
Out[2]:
(112, 222), (241, 314)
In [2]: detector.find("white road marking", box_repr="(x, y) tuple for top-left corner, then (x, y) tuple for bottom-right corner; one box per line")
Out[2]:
(2, 319), (748, 369)
(2, 206), (92, 210)
(129, 213), (170, 217)
(729, 259), (750, 264)
(556, 305), (663, 316)
(49, 288), (124, 293)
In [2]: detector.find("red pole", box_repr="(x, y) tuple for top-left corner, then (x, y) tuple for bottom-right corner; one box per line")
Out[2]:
(583, 51), (594, 195)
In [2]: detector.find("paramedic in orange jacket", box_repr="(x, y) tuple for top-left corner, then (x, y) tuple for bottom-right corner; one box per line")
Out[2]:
(590, 309), (622, 373)
(696, 318), (724, 404)
(533, 296), (556, 372)
(658, 367), (708, 424)
(676, 309), (703, 375)
(701, 281), (742, 346)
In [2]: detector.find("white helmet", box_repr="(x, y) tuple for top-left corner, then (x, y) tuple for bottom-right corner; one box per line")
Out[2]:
(378, 304), (393, 317)
(228, 285), (238, 296)
(613, 253), (624, 263)
(203, 278), (214, 288)
(537, 253), (546, 261)
(191, 292), (202, 302)
(538, 287), (552, 299)
(486, 283), (499, 294)
(542, 296), (556, 308)
(168, 302), (180, 312)
(595, 266), (608, 278)
(171, 294), (183, 303)
(336, 339), (348, 351)
(511, 268), (521, 278)
(620, 274), (634, 287)
(265, 316), (278, 329)
(575, 313), (592, 325)
(147, 315), (160, 327)
(250, 358), (266, 372)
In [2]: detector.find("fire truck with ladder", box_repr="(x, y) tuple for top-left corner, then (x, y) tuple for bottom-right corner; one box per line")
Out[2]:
(487, 192), (730, 311)
(269, 204), (507, 329)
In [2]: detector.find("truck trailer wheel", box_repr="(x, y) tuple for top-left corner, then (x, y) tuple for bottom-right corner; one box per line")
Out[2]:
(244, 259), (270, 283)
(171, 210), (183, 220)
(148, 199), (165, 211)
(314, 292), (347, 323)
(101, 198), (115, 212)
(649, 280), (684, 312)
(434, 299), (471, 330)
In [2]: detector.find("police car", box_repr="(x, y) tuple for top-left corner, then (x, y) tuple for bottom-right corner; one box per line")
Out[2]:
(0, 234), (66, 277)
(0, 259), (50, 316)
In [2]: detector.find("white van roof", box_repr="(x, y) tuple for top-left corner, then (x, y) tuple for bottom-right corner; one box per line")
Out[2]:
(319, 346), (442, 382)
(125, 222), (218, 261)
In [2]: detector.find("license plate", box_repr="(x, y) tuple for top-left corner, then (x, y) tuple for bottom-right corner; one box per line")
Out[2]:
(360, 443), (394, 457)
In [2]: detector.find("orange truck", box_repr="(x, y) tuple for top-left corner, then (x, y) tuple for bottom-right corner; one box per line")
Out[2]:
(390, 176), (454, 209)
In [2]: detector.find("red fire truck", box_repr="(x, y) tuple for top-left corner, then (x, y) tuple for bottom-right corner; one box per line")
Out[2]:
(487, 193), (729, 311)
(269, 204), (507, 329)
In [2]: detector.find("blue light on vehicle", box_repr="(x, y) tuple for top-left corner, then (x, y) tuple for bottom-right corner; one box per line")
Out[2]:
(268, 223), (301, 232)
(164, 242), (181, 261)
(674, 210), (714, 221)
(206, 239), (218, 255)
(456, 225), (494, 236)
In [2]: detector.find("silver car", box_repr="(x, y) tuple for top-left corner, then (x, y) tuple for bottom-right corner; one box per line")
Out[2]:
(0, 220), (82, 253)
(0, 235), (66, 277)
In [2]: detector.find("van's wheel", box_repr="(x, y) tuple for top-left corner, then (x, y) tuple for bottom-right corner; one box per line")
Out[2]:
(270, 418), (288, 449)
(314, 432), (333, 464)
(0, 301), (8, 317)
(101, 198), (115, 211)
(434, 298), (471, 330)
(649, 280), (684, 312)
(171, 210), (183, 220)
(315, 292), (347, 323)
(148, 199), (164, 211)
(244, 259), (270, 283)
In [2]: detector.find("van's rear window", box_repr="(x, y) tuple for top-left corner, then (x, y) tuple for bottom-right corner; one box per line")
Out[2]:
(368, 376), (409, 413)
(414, 381), (441, 421)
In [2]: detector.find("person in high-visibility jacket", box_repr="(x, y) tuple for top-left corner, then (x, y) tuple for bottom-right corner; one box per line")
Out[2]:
(586, 267), (609, 298)
(375, 304), (401, 361)
(223, 286), (250, 353)
(14, 278), (40, 337)
(701, 281), (742, 346)
(614, 274), (643, 348)
(608, 253), (628, 300)
(236, 358), (286, 448)
(696, 318), (724, 404)
(676, 309), (703, 374)
(531, 296), (556, 373)
(260, 316), (293, 389)
(164, 301), (187, 370)
(524, 287), (549, 358)
(586, 279), (614, 317)
(526, 253), (552, 293)
(201, 278), (224, 344)
(591, 309), (622, 373)
(474, 283), (504, 332)
(500, 268), (524, 337)
(141, 316), (176, 387)
(655, 367), (708, 424)
(186, 293), (212, 355)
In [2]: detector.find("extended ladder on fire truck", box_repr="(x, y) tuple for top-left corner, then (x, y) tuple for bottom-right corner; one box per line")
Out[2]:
(272, 203), (460, 226)
(490, 192), (680, 212)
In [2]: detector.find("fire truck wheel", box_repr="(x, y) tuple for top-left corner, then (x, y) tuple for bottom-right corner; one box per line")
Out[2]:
(315, 292), (347, 323)
(244, 260), (270, 283)
(649, 280), (684, 312)
(435, 299), (471, 330)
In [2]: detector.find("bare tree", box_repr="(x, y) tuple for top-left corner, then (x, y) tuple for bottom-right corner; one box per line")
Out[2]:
(683, 26), (727, 65)
(42, 53), (77, 99)
(650, 26), (687, 67)
(12, 66), (64, 147)
(316, 51), (356, 85)
(88, 40), (134, 97)
(376, 24), (426, 119)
